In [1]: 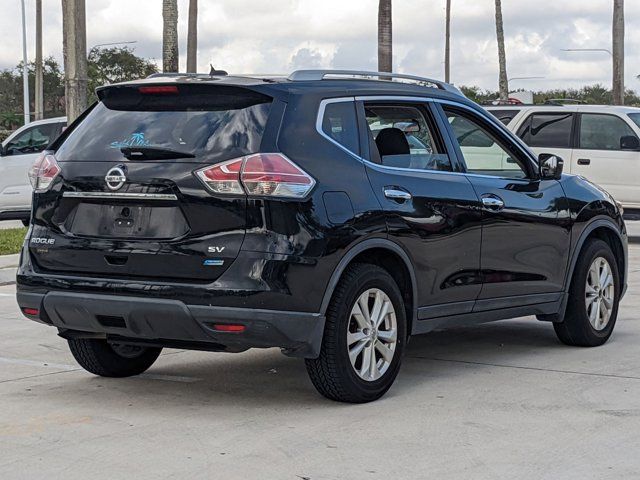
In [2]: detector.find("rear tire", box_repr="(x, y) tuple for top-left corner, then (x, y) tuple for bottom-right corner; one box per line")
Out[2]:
(554, 239), (620, 347)
(305, 263), (407, 403)
(68, 338), (162, 377)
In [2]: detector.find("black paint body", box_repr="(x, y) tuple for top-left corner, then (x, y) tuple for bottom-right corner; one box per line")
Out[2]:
(16, 76), (628, 357)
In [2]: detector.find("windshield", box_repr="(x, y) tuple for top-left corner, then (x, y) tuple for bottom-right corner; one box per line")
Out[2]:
(55, 88), (272, 163)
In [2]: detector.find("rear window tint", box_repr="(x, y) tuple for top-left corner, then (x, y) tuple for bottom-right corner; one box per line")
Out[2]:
(518, 113), (573, 149)
(55, 86), (272, 163)
(487, 109), (520, 125)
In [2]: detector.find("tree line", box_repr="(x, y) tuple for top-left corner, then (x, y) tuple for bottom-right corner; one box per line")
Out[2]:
(5, 0), (629, 132)
(0, 47), (157, 130)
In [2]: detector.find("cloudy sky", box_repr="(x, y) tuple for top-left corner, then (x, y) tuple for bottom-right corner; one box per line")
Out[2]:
(2, 0), (640, 92)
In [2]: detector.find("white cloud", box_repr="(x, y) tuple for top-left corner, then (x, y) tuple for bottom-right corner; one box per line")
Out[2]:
(1, 0), (640, 92)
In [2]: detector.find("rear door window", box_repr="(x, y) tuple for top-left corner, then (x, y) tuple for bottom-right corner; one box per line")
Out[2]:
(55, 85), (273, 163)
(517, 112), (574, 148)
(363, 103), (452, 172)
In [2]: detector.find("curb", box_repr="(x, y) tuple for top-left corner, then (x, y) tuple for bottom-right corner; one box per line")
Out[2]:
(0, 267), (17, 286)
(0, 253), (19, 270)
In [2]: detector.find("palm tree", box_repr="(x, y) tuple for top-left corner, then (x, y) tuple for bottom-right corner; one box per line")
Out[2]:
(187, 0), (198, 73)
(378, 0), (392, 73)
(162, 0), (179, 72)
(444, 0), (451, 83)
(612, 0), (625, 105)
(494, 0), (509, 101)
(61, 0), (88, 122)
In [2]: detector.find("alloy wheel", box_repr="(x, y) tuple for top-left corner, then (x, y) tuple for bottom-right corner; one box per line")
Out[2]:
(585, 256), (615, 331)
(347, 288), (398, 381)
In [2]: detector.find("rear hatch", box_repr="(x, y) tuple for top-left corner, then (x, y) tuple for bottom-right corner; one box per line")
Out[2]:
(29, 82), (274, 282)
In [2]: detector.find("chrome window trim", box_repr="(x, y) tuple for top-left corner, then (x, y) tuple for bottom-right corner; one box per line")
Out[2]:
(315, 96), (537, 181)
(62, 192), (178, 201)
(316, 97), (362, 161)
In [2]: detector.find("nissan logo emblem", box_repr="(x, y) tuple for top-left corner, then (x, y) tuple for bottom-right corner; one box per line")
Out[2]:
(105, 166), (127, 191)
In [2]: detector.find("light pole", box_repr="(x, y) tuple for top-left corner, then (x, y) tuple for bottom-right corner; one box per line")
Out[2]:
(561, 48), (619, 103)
(561, 48), (613, 57)
(20, 0), (30, 125)
(508, 76), (545, 83)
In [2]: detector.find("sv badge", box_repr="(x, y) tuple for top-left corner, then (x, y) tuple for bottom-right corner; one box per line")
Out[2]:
(207, 246), (226, 253)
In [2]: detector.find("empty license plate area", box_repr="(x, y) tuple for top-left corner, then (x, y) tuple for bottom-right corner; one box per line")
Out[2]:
(64, 202), (189, 239)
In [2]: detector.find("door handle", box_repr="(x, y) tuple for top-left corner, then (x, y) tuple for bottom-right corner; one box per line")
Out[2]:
(577, 158), (591, 165)
(481, 194), (504, 210)
(384, 187), (412, 201)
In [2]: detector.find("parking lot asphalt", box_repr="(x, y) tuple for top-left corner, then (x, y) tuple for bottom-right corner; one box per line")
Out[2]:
(0, 245), (638, 480)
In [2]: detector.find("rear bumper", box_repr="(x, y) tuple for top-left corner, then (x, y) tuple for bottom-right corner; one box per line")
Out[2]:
(17, 291), (325, 358)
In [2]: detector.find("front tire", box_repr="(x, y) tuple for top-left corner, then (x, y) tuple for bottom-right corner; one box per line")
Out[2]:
(68, 338), (162, 377)
(554, 239), (620, 347)
(305, 263), (407, 403)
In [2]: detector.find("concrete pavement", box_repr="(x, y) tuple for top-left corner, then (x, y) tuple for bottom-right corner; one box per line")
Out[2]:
(0, 245), (639, 479)
(0, 220), (24, 230)
(627, 220), (640, 242)
(0, 254), (18, 285)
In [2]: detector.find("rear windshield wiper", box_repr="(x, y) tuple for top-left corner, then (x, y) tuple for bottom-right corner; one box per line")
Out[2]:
(120, 146), (196, 160)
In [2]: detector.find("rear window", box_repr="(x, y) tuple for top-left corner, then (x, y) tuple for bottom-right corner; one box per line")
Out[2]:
(55, 85), (272, 162)
(487, 109), (520, 125)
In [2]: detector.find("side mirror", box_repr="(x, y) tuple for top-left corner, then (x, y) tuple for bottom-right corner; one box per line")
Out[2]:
(539, 153), (564, 180)
(620, 135), (640, 150)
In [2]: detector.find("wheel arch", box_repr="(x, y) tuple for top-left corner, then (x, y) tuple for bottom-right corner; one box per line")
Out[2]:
(320, 238), (418, 336)
(567, 219), (626, 291)
(555, 218), (627, 322)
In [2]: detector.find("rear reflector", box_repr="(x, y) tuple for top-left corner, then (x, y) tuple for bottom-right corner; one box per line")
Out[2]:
(138, 85), (179, 95)
(22, 308), (39, 316)
(212, 324), (246, 333)
(28, 152), (61, 192)
(195, 153), (315, 199)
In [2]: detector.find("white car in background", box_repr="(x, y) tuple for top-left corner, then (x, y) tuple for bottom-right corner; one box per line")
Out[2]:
(486, 104), (640, 212)
(0, 117), (66, 225)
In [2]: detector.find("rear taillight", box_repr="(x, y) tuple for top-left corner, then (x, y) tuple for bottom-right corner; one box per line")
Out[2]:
(138, 85), (179, 95)
(195, 153), (315, 199)
(195, 158), (244, 195)
(28, 152), (61, 192)
(241, 153), (315, 197)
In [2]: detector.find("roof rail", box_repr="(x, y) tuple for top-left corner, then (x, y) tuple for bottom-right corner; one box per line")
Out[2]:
(543, 98), (586, 106)
(288, 69), (463, 96)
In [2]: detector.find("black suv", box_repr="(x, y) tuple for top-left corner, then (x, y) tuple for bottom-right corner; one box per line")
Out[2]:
(17, 70), (628, 403)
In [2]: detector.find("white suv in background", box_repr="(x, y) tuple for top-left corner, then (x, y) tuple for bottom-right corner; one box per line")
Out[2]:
(486, 105), (640, 211)
(0, 117), (66, 224)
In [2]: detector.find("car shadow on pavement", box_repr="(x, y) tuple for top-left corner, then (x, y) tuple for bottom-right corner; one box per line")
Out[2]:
(31, 317), (596, 410)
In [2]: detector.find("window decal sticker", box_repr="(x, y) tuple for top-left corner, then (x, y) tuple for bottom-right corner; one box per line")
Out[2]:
(110, 132), (151, 149)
